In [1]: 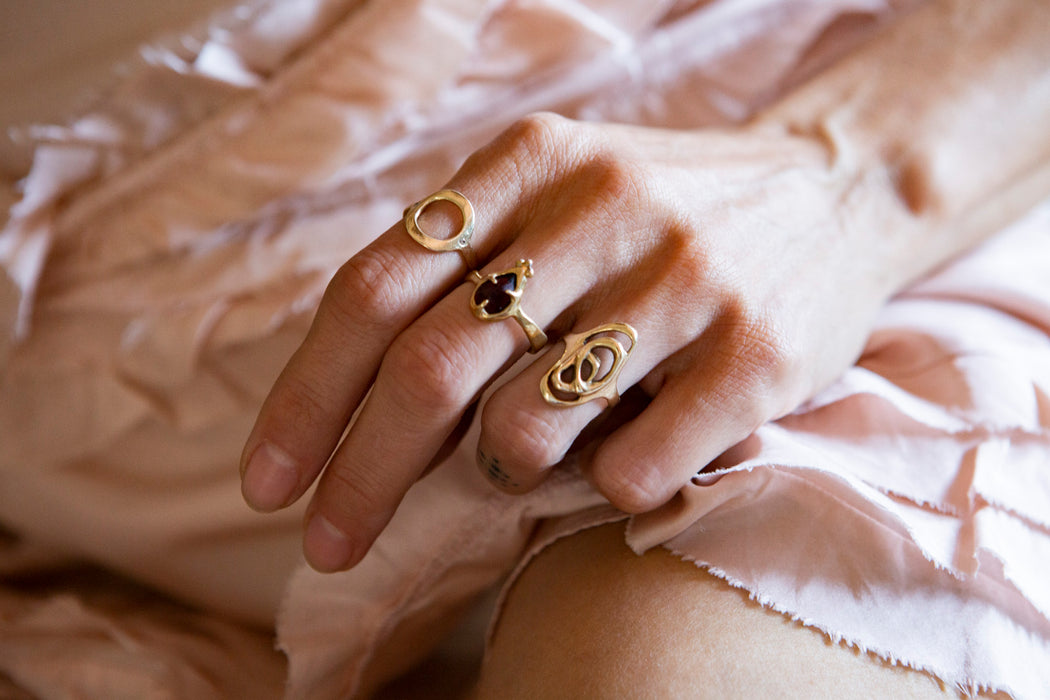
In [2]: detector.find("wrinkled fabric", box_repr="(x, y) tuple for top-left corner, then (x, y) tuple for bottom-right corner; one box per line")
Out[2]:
(0, 569), (286, 700)
(2, 0), (1049, 698)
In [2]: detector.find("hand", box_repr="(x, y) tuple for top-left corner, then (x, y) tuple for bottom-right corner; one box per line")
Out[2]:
(240, 112), (911, 572)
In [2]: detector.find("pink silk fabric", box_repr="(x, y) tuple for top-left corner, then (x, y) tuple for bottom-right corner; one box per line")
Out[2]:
(1, 0), (1048, 697)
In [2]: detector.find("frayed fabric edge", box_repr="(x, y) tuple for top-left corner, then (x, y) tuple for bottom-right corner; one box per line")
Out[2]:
(660, 548), (1013, 700)
(475, 500), (1015, 699)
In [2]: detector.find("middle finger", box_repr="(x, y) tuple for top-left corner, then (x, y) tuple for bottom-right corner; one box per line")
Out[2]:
(302, 242), (600, 571)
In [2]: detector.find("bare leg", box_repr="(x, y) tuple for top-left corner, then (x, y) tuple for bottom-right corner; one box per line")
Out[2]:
(475, 522), (961, 699)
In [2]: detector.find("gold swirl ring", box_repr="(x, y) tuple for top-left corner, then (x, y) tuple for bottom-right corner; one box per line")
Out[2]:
(541, 323), (637, 407)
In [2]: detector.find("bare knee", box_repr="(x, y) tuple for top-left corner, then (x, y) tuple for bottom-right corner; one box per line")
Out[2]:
(475, 521), (954, 699)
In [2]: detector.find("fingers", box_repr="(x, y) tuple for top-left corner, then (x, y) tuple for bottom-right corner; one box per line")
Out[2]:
(240, 230), (452, 512)
(299, 248), (601, 570)
(301, 292), (483, 570)
(477, 301), (800, 515)
(589, 317), (798, 512)
(475, 322), (644, 494)
(474, 313), (654, 500)
(242, 112), (809, 575)
(240, 113), (580, 513)
(471, 218), (716, 500)
(293, 153), (663, 570)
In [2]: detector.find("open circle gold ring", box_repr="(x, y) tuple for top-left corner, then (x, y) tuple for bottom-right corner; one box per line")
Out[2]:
(403, 189), (478, 268)
(541, 323), (637, 407)
(469, 259), (547, 353)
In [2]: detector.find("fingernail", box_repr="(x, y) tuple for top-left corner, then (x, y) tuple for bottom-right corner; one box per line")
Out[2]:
(304, 513), (356, 572)
(241, 442), (299, 512)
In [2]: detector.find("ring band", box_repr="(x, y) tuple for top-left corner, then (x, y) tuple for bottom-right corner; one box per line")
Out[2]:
(403, 189), (478, 268)
(469, 259), (548, 353)
(541, 323), (637, 407)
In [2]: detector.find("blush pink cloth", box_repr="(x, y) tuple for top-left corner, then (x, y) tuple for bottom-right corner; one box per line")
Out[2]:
(1, 0), (1048, 698)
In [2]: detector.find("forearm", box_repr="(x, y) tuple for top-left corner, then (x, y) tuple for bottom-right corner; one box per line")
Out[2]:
(756, 0), (1050, 286)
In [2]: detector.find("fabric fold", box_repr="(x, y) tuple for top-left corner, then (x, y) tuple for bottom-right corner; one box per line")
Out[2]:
(2, 0), (1048, 697)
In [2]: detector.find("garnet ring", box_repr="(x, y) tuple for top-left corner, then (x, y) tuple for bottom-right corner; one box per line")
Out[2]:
(469, 259), (547, 353)
(403, 189), (478, 268)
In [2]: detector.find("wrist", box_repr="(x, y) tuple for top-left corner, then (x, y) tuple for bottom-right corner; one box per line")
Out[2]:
(750, 0), (1050, 295)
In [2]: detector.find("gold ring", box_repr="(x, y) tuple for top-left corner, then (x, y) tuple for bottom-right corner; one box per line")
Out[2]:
(403, 189), (478, 268)
(469, 259), (547, 353)
(541, 323), (637, 407)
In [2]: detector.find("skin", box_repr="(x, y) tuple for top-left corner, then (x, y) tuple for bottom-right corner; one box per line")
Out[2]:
(474, 521), (962, 699)
(241, 0), (1050, 572)
(240, 2), (1050, 691)
(247, 118), (894, 571)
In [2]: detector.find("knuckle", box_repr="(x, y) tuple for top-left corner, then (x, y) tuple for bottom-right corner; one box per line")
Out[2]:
(666, 229), (714, 290)
(276, 373), (336, 430)
(325, 246), (410, 332)
(590, 153), (646, 205)
(456, 111), (581, 229)
(712, 306), (803, 422)
(478, 112), (579, 182)
(728, 310), (797, 384)
(637, 210), (717, 296)
(323, 462), (392, 520)
(481, 398), (565, 470)
(564, 153), (655, 241)
(383, 322), (475, 413)
(503, 112), (574, 157)
(591, 450), (668, 514)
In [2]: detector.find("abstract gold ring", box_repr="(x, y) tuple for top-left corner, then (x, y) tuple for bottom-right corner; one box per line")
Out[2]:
(541, 323), (637, 407)
(403, 189), (478, 268)
(469, 259), (547, 353)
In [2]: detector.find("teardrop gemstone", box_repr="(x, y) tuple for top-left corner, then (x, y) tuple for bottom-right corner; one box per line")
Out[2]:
(474, 273), (517, 315)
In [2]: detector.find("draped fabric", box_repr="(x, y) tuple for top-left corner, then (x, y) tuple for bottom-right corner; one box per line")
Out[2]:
(2, 0), (1048, 697)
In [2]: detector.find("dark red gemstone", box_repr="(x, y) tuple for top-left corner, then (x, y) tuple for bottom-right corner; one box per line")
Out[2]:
(474, 273), (517, 314)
